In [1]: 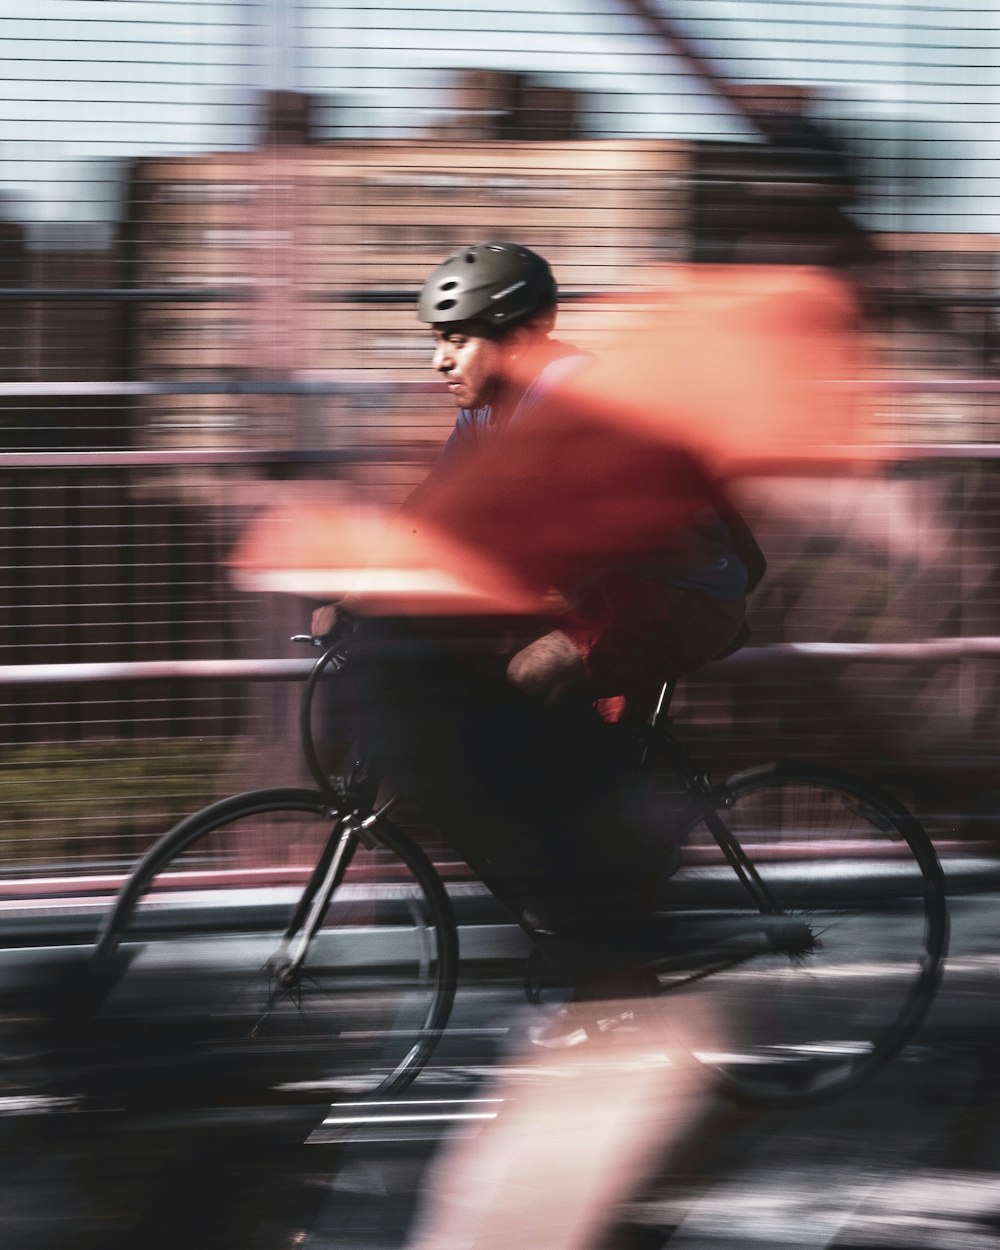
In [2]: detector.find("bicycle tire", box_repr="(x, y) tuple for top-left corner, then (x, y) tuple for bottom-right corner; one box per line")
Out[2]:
(653, 761), (948, 1107)
(94, 787), (459, 1104)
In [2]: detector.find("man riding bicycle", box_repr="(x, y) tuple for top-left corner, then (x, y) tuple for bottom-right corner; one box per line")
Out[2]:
(314, 241), (764, 1025)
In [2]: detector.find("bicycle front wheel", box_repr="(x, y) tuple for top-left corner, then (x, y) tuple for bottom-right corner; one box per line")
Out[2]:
(94, 787), (458, 1104)
(657, 762), (948, 1106)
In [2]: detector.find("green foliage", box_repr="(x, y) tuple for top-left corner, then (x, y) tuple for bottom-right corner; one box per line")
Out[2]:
(0, 739), (229, 865)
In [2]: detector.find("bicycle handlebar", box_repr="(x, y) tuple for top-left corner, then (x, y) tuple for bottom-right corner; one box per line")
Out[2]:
(291, 633), (325, 649)
(292, 603), (358, 653)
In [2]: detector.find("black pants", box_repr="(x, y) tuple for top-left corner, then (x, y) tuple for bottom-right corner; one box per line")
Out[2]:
(349, 618), (674, 958)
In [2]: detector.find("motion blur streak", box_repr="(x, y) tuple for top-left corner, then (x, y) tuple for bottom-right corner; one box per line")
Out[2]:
(519, 262), (873, 475)
(402, 996), (718, 1250)
(228, 262), (873, 619)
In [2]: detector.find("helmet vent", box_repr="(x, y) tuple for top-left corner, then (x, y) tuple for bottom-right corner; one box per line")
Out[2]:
(464, 252), (477, 263)
(435, 298), (457, 311)
(440, 280), (458, 291)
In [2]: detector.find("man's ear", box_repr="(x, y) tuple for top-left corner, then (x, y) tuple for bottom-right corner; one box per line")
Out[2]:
(522, 304), (557, 338)
(503, 313), (553, 358)
(502, 323), (535, 360)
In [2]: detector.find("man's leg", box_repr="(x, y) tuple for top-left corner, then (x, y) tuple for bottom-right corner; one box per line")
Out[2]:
(351, 620), (663, 957)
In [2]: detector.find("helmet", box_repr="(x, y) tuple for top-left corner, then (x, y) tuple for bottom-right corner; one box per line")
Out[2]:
(417, 241), (558, 328)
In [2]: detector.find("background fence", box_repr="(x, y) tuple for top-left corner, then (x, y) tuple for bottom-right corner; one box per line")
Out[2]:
(2, 2), (1000, 874)
(2, 440), (1000, 872)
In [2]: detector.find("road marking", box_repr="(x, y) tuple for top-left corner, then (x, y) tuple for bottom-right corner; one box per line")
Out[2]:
(630, 1167), (1000, 1248)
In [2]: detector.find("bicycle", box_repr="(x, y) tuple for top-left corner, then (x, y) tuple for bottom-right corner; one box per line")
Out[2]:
(92, 625), (948, 1108)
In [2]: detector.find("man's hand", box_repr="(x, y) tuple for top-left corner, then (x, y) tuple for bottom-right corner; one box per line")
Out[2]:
(310, 602), (339, 639)
(506, 630), (587, 703)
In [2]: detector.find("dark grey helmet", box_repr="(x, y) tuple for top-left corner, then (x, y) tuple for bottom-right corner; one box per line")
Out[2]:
(417, 241), (557, 328)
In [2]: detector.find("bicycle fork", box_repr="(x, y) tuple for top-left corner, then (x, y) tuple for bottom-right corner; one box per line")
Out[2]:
(266, 809), (363, 992)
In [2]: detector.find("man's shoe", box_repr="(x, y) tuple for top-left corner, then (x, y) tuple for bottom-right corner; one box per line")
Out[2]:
(529, 1003), (643, 1050)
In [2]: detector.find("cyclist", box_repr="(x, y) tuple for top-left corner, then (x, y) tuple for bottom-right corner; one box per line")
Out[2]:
(314, 241), (764, 1025)
(318, 241), (761, 716)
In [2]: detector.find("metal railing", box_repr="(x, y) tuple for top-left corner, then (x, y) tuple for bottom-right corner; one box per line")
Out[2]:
(3, 637), (1000, 689)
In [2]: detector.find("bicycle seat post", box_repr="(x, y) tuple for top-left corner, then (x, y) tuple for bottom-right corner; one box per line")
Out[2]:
(649, 679), (676, 729)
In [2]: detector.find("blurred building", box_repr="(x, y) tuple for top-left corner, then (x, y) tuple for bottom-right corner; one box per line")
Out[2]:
(0, 75), (972, 465)
(0, 221), (132, 450)
(0, 219), (26, 383)
(121, 81), (689, 476)
(427, 68), (583, 141)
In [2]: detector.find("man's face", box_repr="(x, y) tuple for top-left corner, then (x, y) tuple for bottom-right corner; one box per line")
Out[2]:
(430, 321), (506, 410)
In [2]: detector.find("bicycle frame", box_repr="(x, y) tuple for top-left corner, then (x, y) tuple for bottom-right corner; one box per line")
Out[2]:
(643, 679), (782, 917)
(299, 635), (787, 926)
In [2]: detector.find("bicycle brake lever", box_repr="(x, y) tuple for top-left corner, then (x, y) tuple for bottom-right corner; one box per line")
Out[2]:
(291, 633), (325, 649)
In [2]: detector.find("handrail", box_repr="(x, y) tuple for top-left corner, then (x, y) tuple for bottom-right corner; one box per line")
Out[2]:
(0, 447), (435, 469)
(0, 441), (998, 472)
(0, 659), (314, 685)
(3, 638), (1000, 685)
(0, 379), (445, 397)
(726, 638), (1000, 663)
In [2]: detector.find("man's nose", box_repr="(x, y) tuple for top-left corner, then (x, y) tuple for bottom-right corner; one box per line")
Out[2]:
(432, 342), (453, 372)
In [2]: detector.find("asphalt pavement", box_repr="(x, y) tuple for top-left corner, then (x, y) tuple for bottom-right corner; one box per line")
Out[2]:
(2, 885), (1000, 1249)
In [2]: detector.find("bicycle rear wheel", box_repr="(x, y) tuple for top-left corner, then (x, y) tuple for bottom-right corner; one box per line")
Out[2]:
(655, 762), (947, 1106)
(94, 787), (458, 1104)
